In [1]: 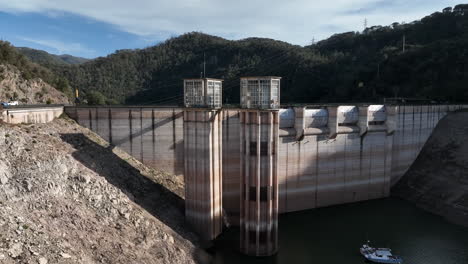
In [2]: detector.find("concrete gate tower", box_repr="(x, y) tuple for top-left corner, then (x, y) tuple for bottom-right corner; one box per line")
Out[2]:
(183, 78), (224, 241)
(239, 77), (281, 256)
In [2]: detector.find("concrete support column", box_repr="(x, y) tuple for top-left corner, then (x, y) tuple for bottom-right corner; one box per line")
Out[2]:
(386, 106), (398, 135)
(240, 110), (279, 256)
(184, 109), (223, 241)
(384, 106), (397, 195)
(327, 106), (338, 138)
(293, 107), (305, 141)
(358, 106), (369, 136)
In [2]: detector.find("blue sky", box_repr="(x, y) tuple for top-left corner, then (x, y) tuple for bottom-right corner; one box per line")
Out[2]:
(0, 0), (460, 58)
(0, 12), (156, 58)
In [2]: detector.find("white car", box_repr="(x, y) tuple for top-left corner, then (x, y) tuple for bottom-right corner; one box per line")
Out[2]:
(0, 101), (19, 107)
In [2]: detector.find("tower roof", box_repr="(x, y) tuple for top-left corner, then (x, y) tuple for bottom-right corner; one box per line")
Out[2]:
(183, 78), (224, 81)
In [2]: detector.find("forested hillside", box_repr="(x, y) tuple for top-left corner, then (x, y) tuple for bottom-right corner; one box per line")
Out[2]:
(17, 47), (89, 66)
(57, 35), (327, 105)
(311, 4), (468, 102)
(46, 4), (468, 105)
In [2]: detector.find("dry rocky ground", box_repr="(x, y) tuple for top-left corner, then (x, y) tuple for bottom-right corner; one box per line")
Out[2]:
(393, 111), (468, 227)
(0, 64), (70, 105)
(0, 117), (208, 263)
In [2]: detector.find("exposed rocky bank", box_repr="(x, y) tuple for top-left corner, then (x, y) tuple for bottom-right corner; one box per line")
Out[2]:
(393, 111), (468, 227)
(0, 64), (70, 105)
(0, 117), (207, 263)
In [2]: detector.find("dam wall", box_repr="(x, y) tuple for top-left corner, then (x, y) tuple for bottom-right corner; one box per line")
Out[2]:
(65, 106), (184, 176)
(277, 105), (467, 213)
(218, 105), (467, 218)
(64, 104), (468, 221)
(391, 105), (455, 184)
(1, 105), (64, 124)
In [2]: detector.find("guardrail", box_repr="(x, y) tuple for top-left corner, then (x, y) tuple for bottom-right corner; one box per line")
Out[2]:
(1, 105), (64, 124)
(1, 104), (66, 109)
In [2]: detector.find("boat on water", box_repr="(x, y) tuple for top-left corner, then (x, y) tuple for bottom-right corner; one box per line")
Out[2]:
(360, 242), (403, 264)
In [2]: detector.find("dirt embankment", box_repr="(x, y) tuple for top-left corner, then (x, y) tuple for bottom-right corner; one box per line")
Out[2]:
(0, 117), (208, 263)
(393, 111), (468, 227)
(0, 64), (70, 105)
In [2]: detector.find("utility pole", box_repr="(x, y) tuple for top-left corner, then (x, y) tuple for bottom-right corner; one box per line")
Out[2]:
(402, 34), (406, 53)
(364, 18), (368, 30)
(203, 52), (206, 78)
(377, 63), (380, 80)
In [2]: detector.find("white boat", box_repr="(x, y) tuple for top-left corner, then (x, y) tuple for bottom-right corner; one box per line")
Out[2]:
(360, 242), (403, 264)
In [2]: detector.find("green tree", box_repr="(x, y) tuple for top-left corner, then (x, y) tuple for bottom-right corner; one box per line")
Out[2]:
(54, 77), (74, 99)
(86, 91), (107, 105)
(105, 98), (119, 105)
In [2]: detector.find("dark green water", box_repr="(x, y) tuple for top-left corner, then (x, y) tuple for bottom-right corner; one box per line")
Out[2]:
(212, 198), (468, 264)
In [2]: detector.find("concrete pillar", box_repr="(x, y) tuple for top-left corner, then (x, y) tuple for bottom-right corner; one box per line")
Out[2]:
(386, 106), (398, 135)
(183, 109), (223, 241)
(240, 110), (279, 256)
(384, 106), (397, 195)
(358, 106), (369, 136)
(293, 107), (305, 141)
(327, 106), (338, 138)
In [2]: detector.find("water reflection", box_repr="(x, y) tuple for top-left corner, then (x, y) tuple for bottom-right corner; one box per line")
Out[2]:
(212, 198), (468, 264)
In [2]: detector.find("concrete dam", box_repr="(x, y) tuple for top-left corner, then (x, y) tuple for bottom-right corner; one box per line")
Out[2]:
(64, 103), (467, 254)
(61, 75), (468, 257)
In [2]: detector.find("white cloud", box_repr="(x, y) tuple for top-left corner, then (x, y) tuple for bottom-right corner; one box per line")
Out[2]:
(19, 37), (95, 55)
(0, 0), (460, 45)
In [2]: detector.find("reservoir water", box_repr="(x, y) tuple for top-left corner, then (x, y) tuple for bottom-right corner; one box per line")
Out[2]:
(212, 198), (468, 264)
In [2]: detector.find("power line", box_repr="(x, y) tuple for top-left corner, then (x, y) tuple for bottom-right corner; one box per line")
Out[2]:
(402, 34), (406, 53)
(129, 45), (299, 105)
(142, 93), (184, 105)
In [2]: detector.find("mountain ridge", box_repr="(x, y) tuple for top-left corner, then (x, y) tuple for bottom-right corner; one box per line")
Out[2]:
(16, 47), (89, 66)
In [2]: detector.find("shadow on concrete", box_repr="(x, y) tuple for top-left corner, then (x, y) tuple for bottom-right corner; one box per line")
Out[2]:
(69, 107), (185, 176)
(60, 133), (200, 246)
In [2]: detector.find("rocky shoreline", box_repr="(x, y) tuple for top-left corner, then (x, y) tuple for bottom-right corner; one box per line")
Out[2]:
(392, 111), (468, 228)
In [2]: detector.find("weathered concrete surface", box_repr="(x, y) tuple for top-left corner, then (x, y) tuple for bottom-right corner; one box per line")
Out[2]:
(66, 104), (468, 226)
(276, 105), (393, 213)
(393, 111), (468, 227)
(1, 106), (64, 124)
(274, 105), (468, 214)
(239, 110), (279, 256)
(221, 110), (242, 223)
(184, 109), (223, 241)
(65, 107), (184, 176)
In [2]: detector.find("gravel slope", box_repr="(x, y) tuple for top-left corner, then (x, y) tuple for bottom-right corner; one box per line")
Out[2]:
(0, 117), (207, 264)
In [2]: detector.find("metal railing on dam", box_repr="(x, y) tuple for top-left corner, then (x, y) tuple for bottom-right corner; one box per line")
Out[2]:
(64, 104), (468, 247)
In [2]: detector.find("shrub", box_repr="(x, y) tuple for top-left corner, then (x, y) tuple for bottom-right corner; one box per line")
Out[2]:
(86, 91), (107, 105)
(105, 98), (119, 105)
